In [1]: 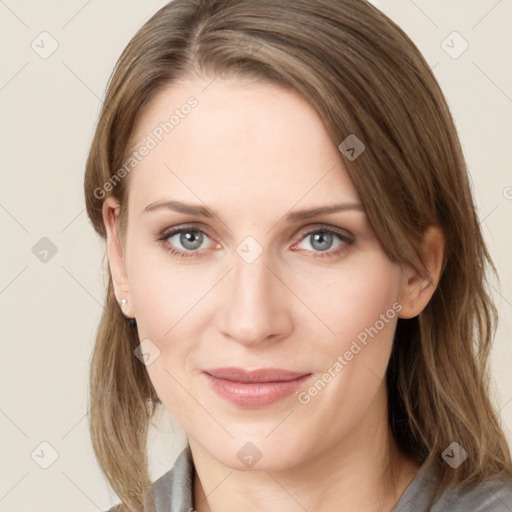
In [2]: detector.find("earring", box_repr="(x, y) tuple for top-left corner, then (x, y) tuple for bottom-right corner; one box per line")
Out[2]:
(119, 298), (137, 327)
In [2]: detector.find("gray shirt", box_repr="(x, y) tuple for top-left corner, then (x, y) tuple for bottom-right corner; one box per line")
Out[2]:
(107, 445), (512, 511)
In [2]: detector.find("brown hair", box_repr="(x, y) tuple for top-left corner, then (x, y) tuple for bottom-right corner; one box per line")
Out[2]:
(84, 0), (512, 510)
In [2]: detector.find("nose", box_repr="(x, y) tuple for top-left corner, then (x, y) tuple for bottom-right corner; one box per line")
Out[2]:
(216, 249), (294, 347)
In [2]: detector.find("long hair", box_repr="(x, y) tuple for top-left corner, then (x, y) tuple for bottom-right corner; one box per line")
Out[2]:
(84, 1), (512, 510)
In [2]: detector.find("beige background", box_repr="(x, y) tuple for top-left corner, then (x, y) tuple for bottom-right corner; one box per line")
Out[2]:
(0, 1), (510, 510)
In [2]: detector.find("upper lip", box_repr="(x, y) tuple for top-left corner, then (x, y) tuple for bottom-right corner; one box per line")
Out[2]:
(203, 367), (311, 383)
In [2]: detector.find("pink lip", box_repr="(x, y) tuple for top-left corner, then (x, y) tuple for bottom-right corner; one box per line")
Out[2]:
(202, 367), (313, 408)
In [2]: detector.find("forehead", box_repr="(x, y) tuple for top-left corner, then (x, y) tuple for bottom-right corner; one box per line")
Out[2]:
(125, 77), (359, 216)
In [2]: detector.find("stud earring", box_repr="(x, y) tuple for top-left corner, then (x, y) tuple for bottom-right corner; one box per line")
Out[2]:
(118, 298), (137, 328)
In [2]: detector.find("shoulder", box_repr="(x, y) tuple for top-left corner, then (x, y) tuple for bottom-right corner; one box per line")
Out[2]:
(432, 476), (512, 511)
(393, 459), (512, 512)
(148, 445), (195, 510)
(103, 445), (195, 512)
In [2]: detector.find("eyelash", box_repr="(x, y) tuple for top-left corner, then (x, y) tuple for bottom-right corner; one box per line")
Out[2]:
(156, 224), (354, 260)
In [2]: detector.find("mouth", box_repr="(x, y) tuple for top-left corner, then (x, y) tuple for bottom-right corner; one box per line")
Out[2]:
(202, 367), (313, 408)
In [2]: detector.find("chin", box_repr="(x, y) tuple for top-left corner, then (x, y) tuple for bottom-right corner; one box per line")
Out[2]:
(200, 433), (314, 473)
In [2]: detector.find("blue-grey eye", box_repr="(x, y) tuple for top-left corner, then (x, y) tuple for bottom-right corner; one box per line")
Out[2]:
(309, 231), (334, 251)
(177, 230), (204, 250)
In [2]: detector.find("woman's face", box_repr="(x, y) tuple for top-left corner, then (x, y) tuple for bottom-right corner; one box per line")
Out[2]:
(104, 76), (412, 471)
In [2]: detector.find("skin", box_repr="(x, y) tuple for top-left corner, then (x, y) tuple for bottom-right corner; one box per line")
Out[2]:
(103, 75), (445, 512)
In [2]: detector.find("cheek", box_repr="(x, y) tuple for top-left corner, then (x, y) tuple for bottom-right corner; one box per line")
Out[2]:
(294, 256), (402, 424)
(126, 241), (216, 334)
(127, 239), (402, 414)
(125, 245), (219, 408)
(293, 255), (403, 354)
(128, 240), (403, 365)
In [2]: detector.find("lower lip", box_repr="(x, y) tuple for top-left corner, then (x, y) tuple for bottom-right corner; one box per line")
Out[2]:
(203, 372), (313, 408)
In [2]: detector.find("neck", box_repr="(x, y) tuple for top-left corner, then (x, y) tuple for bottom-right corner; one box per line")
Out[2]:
(190, 382), (420, 512)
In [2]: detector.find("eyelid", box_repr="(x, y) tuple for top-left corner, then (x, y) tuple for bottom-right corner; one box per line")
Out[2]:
(158, 222), (354, 258)
(291, 223), (353, 244)
(159, 224), (220, 250)
(159, 222), (352, 242)
(160, 224), (209, 238)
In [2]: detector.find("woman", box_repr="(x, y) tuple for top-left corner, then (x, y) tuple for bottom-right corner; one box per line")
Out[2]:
(84, 0), (512, 510)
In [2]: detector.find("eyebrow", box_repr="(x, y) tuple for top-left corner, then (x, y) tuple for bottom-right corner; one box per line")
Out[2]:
(142, 199), (365, 223)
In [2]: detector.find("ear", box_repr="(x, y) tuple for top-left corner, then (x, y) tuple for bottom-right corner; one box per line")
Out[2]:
(397, 226), (445, 319)
(102, 196), (134, 319)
